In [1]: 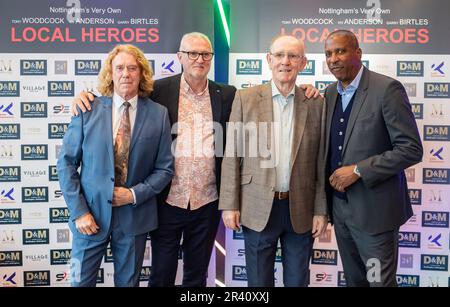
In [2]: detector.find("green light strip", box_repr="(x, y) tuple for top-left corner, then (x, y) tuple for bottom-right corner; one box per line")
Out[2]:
(217, 0), (230, 47)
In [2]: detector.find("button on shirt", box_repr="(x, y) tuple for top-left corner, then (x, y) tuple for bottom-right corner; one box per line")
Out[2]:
(112, 93), (138, 203)
(272, 81), (295, 192)
(337, 65), (364, 111)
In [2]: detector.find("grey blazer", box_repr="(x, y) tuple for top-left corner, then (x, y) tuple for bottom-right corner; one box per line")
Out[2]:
(324, 67), (423, 235)
(219, 83), (327, 234)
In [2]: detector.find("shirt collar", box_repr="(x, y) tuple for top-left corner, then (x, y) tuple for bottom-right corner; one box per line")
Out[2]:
(337, 65), (364, 95)
(113, 92), (138, 110)
(181, 73), (209, 96)
(271, 80), (295, 99)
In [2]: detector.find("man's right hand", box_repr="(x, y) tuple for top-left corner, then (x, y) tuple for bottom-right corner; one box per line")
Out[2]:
(222, 210), (241, 230)
(71, 92), (95, 116)
(75, 212), (100, 235)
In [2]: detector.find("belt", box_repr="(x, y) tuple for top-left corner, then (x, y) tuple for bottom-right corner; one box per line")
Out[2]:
(274, 191), (289, 200)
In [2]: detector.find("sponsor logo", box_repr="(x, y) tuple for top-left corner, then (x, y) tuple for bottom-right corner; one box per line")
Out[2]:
(48, 123), (68, 139)
(431, 62), (445, 77)
(299, 60), (315, 75)
(0, 102), (14, 118)
(0, 166), (21, 182)
(337, 271), (346, 287)
(54, 60), (68, 74)
(56, 229), (70, 243)
(0, 144), (14, 160)
(427, 233), (443, 249)
(403, 83), (417, 97)
(236, 59), (262, 75)
(23, 271), (50, 287)
(398, 232), (420, 248)
(420, 254), (448, 271)
(1, 272), (17, 286)
(21, 145), (47, 160)
(22, 229), (49, 245)
(0, 187), (15, 204)
(0, 60), (13, 74)
(161, 60), (176, 76)
(408, 189), (421, 205)
(424, 82), (449, 98)
(50, 249), (71, 265)
(0, 251), (22, 266)
(21, 102), (47, 118)
(49, 208), (69, 223)
(0, 230), (16, 244)
(0, 124), (20, 139)
(52, 104), (70, 116)
(48, 81), (74, 96)
(423, 168), (450, 185)
(399, 254), (413, 268)
(233, 229), (244, 240)
(22, 187), (48, 203)
(315, 81), (334, 93)
(422, 211), (449, 228)
(75, 60), (101, 75)
(232, 265), (247, 281)
(430, 104), (444, 119)
(410, 103), (423, 120)
(20, 60), (47, 75)
(405, 168), (415, 183)
(49, 165), (58, 181)
(397, 274), (419, 287)
(139, 266), (151, 282)
(0, 209), (21, 224)
(397, 61), (423, 76)
(424, 125), (449, 141)
(0, 81), (20, 97)
(311, 249), (338, 265)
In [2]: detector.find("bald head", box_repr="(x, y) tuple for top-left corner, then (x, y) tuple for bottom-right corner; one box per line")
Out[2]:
(269, 35), (305, 55)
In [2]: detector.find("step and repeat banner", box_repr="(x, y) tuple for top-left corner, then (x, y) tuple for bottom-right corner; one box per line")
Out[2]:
(0, 0), (215, 287)
(226, 0), (450, 287)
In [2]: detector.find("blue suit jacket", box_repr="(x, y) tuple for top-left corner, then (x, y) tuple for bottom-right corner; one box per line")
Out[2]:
(57, 96), (173, 241)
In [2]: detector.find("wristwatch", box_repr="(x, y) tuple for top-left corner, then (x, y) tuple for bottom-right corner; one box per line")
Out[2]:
(353, 165), (361, 177)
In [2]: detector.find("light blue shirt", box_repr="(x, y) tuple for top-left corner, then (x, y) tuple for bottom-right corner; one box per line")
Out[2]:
(271, 81), (295, 192)
(337, 65), (364, 111)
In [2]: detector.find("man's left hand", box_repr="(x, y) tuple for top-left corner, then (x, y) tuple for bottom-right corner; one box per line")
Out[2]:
(312, 215), (328, 238)
(300, 84), (321, 99)
(112, 187), (133, 207)
(329, 165), (360, 192)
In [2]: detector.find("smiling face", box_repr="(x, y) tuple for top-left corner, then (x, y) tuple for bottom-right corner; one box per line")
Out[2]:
(267, 36), (306, 89)
(325, 34), (362, 88)
(112, 51), (141, 100)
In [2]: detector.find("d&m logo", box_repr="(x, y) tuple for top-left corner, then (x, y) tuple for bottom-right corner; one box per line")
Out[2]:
(0, 102), (14, 118)
(275, 247), (282, 263)
(21, 144), (48, 160)
(24, 271), (50, 287)
(49, 165), (58, 181)
(424, 83), (450, 98)
(75, 60), (101, 75)
(423, 168), (450, 185)
(48, 123), (68, 139)
(139, 266), (151, 282)
(410, 104), (423, 120)
(0, 81), (20, 96)
(0, 208), (21, 224)
(232, 265), (247, 281)
(20, 60), (47, 75)
(236, 59), (262, 75)
(397, 274), (419, 287)
(337, 271), (346, 287)
(233, 229), (244, 240)
(0, 124), (20, 139)
(311, 249), (338, 265)
(424, 125), (449, 141)
(408, 189), (421, 205)
(0, 166), (21, 182)
(97, 268), (104, 284)
(49, 207), (69, 223)
(396, 61), (423, 76)
(50, 249), (71, 265)
(22, 229), (49, 245)
(0, 251), (23, 266)
(422, 211), (449, 228)
(21, 102), (47, 118)
(398, 232), (420, 248)
(22, 187), (49, 203)
(299, 60), (315, 76)
(48, 81), (74, 96)
(104, 247), (114, 262)
(420, 254), (448, 271)
(315, 81), (334, 93)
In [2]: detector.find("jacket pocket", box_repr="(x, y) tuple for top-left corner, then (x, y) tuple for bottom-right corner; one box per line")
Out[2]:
(240, 174), (252, 185)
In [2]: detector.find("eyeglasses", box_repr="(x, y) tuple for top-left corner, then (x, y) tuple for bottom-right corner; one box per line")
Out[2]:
(270, 52), (304, 62)
(179, 51), (214, 61)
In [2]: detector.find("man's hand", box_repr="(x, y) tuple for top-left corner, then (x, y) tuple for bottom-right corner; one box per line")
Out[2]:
(75, 212), (100, 235)
(222, 210), (241, 230)
(112, 187), (134, 207)
(300, 84), (321, 99)
(312, 215), (328, 238)
(71, 92), (95, 116)
(329, 165), (360, 192)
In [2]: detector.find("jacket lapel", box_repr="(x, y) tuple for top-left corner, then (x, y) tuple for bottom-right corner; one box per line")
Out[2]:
(166, 75), (181, 126)
(342, 67), (369, 155)
(324, 83), (337, 158)
(100, 96), (114, 168)
(258, 83), (274, 154)
(129, 98), (148, 154)
(209, 81), (222, 124)
(290, 86), (308, 166)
